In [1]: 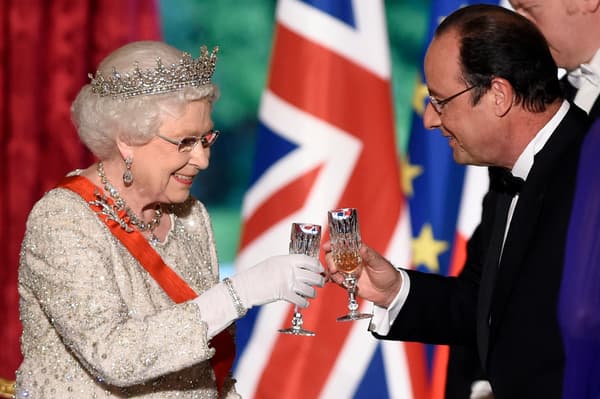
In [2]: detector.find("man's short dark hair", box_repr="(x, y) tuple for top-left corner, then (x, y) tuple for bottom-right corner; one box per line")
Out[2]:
(436, 4), (562, 112)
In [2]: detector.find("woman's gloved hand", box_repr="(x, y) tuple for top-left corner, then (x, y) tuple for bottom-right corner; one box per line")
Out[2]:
(230, 254), (325, 309)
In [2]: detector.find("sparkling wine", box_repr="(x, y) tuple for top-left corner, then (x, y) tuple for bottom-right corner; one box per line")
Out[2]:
(334, 251), (361, 274)
(328, 207), (371, 322)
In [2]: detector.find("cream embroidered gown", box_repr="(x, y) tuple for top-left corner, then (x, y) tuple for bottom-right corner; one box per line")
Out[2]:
(16, 187), (240, 398)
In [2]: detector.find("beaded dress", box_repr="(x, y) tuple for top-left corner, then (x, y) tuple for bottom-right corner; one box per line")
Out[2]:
(15, 182), (240, 398)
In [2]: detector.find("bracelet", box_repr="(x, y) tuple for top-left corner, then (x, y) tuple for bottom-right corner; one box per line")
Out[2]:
(223, 277), (247, 318)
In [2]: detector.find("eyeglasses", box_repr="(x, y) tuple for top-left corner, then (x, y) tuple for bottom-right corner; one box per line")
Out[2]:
(157, 129), (220, 152)
(428, 85), (477, 113)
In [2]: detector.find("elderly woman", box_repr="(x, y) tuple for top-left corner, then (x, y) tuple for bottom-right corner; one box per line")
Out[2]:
(15, 41), (324, 398)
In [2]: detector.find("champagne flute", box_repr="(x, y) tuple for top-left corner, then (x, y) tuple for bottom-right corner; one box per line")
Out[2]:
(278, 223), (322, 336)
(328, 208), (372, 322)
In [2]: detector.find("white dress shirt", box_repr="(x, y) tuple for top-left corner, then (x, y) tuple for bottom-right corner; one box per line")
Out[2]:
(567, 48), (600, 114)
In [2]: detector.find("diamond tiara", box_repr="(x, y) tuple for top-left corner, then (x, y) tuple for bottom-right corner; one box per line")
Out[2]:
(89, 45), (218, 99)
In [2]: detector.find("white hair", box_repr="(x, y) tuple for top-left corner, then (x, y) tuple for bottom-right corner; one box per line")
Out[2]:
(71, 41), (219, 159)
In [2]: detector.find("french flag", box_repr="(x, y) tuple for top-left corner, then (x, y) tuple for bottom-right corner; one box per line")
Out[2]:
(405, 1), (509, 398)
(233, 0), (425, 398)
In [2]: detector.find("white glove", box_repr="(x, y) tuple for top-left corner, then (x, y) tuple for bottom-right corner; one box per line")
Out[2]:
(230, 254), (325, 309)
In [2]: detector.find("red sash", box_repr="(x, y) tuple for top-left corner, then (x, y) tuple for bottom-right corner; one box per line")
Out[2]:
(58, 175), (235, 397)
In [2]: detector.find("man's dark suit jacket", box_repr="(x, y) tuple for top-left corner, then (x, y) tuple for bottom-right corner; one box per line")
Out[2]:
(375, 104), (590, 399)
(441, 78), (600, 399)
(588, 96), (600, 120)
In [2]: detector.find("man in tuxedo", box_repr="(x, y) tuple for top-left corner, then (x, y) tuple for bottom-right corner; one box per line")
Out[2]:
(325, 5), (590, 398)
(506, 2), (600, 398)
(509, 0), (600, 118)
(446, 2), (600, 397)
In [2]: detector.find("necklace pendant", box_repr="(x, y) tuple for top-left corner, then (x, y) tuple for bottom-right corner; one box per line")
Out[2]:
(96, 161), (163, 234)
(149, 233), (160, 246)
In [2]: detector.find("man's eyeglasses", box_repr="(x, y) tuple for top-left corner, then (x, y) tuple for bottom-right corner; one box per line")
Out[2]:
(157, 130), (220, 153)
(428, 85), (476, 113)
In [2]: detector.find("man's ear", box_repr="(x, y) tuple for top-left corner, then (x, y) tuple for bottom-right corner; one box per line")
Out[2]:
(490, 77), (514, 117)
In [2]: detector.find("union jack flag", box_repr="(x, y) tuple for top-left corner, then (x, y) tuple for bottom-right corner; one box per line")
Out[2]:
(233, 0), (421, 398)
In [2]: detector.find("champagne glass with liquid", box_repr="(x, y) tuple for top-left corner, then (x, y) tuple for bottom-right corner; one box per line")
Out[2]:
(328, 208), (372, 322)
(278, 223), (322, 336)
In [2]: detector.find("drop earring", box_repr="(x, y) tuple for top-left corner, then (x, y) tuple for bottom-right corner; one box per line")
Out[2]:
(123, 156), (134, 186)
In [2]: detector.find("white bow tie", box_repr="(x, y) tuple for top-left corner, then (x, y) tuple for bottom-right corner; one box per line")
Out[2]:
(567, 63), (600, 89)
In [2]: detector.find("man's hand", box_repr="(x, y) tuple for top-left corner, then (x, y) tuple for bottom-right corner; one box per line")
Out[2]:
(323, 241), (402, 308)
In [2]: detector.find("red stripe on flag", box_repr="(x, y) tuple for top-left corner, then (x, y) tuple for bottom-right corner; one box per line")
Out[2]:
(404, 342), (429, 399)
(448, 232), (468, 277)
(429, 232), (470, 399)
(267, 23), (404, 251)
(250, 23), (418, 398)
(254, 283), (356, 399)
(430, 346), (450, 399)
(239, 165), (323, 249)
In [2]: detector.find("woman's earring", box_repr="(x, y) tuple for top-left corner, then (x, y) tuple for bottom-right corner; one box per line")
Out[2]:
(123, 156), (134, 186)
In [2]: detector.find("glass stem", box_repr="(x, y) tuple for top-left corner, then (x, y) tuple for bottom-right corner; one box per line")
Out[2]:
(345, 276), (359, 315)
(291, 306), (304, 330)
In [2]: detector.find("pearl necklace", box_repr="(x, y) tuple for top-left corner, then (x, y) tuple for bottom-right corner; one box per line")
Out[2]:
(97, 162), (162, 234)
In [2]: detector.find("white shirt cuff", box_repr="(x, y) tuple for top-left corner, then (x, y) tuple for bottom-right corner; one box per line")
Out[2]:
(470, 380), (493, 399)
(369, 269), (410, 335)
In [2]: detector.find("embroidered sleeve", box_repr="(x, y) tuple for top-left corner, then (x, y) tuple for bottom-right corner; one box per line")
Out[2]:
(19, 189), (216, 387)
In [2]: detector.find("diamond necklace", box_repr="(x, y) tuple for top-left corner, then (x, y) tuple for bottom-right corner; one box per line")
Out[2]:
(96, 161), (162, 234)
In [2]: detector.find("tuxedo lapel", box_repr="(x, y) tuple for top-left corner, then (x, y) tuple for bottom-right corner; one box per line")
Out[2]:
(490, 182), (544, 328)
(477, 190), (515, 367)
